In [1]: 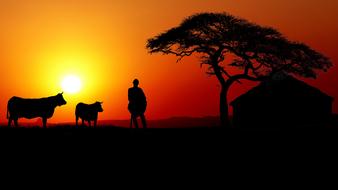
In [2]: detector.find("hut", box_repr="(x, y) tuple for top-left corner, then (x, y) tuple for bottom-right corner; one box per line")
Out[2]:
(231, 74), (333, 128)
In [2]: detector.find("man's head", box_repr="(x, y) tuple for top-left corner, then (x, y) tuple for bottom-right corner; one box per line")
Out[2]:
(133, 79), (139, 87)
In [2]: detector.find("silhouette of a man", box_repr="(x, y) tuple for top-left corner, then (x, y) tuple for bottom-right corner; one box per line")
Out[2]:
(128, 79), (147, 129)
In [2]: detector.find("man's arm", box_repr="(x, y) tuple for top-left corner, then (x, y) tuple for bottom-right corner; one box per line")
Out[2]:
(140, 89), (146, 102)
(128, 88), (132, 101)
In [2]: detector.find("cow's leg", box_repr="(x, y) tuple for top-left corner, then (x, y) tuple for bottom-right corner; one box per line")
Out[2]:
(14, 119), (19, 127)
(82, 119), (85, 127)
(141, 114), (147, 129)
(76, 116), (79, 127)
(8, 117), (12, 127)
(42, 117), (47, 129)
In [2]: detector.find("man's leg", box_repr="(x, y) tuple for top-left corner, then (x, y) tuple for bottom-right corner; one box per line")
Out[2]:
(141, 114), (147, 129)
(132, 115), (139, 129)
(130, 115), (133, 128)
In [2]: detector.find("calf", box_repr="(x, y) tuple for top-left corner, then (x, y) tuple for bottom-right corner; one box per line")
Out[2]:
(75, 102), (103, 127)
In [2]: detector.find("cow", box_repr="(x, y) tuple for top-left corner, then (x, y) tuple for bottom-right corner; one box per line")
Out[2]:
(7, 92), (67, 128)
(75, 102), (103, 127)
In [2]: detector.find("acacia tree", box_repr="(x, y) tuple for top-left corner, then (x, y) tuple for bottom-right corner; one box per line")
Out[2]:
(147, 12), (332, 128)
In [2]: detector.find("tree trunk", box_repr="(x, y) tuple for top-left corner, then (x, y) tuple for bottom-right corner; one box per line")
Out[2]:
(220, 85), (231, 128)
(209, 48), (231, 128)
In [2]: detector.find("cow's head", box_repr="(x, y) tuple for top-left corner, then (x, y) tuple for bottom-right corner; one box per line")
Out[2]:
(56, 92), (67, 106)
(94, 101), (104, 112)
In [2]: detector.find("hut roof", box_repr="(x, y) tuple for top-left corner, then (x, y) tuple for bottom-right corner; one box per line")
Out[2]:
(231, 74), (333, 106)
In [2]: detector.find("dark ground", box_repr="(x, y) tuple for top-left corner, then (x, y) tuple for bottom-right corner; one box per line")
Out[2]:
(2, 114), (337, 180)
(2, 114), (338, 158)
(1, 125), (338, 146)
(2, 125), (338, 176)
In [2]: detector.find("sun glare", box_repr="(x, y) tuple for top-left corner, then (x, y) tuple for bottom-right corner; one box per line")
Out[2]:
(61, 75), (82, 94)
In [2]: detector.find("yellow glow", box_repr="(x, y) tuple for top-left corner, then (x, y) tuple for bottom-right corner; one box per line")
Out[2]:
(61, 75), (82, 94)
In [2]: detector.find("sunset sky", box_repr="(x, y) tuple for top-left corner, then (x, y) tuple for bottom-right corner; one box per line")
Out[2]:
(0, 0), (337, 123)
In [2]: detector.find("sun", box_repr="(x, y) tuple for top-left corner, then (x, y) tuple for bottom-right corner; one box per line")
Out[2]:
(61, 75), (82, 94)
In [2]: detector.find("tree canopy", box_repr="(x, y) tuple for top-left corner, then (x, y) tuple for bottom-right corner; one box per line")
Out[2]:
(147, 12), (332, 81)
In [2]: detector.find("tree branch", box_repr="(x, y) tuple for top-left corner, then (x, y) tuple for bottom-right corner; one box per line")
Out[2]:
(231, 74), (267, 83)
(219, 67), (242, 84)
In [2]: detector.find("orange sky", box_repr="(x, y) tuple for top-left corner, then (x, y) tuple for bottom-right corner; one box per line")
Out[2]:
(0, 0), (337, 123)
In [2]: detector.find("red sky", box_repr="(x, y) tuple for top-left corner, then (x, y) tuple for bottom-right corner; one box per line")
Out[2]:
(0, 0), (337, 123)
